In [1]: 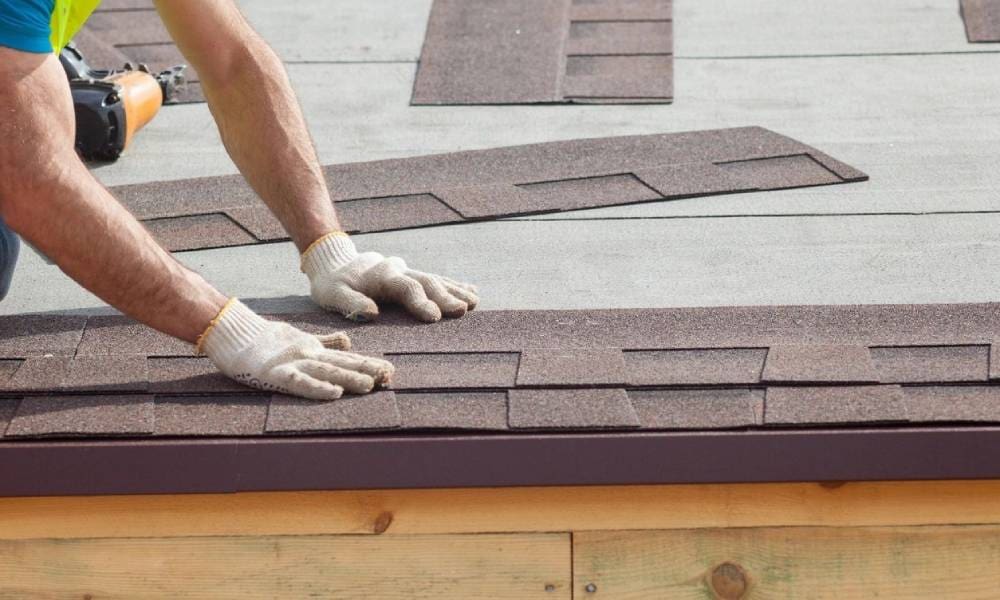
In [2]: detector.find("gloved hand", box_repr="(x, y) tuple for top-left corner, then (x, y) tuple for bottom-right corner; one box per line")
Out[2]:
(301, 231), (479, 323)
(198, 299), (394, 400)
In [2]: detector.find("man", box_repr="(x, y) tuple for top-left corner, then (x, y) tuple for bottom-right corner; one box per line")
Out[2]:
(0, 0), (479, 399)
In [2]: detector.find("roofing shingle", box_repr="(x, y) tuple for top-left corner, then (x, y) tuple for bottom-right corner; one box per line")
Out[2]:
(109, 127), (868, 252)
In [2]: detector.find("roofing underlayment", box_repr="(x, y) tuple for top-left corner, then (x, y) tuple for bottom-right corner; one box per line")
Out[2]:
(413, 0), (673, 104)
(3, 303), (1000, 495)
(109, 127), (867, 252)
(961, 0), (1000, 42)
(73, 0), (204, 103)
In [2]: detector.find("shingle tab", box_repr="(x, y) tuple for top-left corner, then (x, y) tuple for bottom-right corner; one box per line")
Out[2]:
(630, 388), (763, 430)
(110, 128), (866, 253)
(624, 348), (767, 386)
(517, 348), (626, 386)
(3, 357), (72, 393)
(870, 345), (989, 383)
(902, 386), (1000, 422)
(961, 0), (1000, 43)
(149, 357), (249, 394)
(155, 395), (269, 436)
(397, 392), (509, 430)
(0, 315), (86, 358)
(77, 316), (191, 356)
(762, 345), (879, 384)
(5, 395), (154, 438)
(764, 386), (906, 425)
(569, 0), (672, 21)
(61, 356), (149, 392)
(508, 388), (639, 429)
(266, 392), (401, 433)
(388, 353), (520, 390)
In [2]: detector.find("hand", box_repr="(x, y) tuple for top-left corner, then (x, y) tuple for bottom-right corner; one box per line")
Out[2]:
(199, 299), (394, 400)
(301, 232), (479, 323)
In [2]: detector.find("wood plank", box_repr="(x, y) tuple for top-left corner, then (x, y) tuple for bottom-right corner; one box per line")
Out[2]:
(573, 526), (1000, 598)
(0, 533), (570, 599)
(4, 480), (1000, 540)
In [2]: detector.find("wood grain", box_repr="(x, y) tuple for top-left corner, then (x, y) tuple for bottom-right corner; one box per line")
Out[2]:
(0, 533), (570, 599)
(573, 526), (1000, 599)
(3, 480), (1000, 540)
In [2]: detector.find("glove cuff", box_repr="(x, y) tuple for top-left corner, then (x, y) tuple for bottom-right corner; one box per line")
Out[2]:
(300, 231), (358, 278)
(196, 298), (269, 358)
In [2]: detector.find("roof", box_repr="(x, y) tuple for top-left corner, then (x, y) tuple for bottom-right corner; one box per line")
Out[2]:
(2, 302), (1000, 496)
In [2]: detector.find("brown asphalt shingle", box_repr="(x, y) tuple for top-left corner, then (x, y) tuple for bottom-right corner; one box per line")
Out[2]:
(0, 304), (997, 440)
(961, 0), (1000, 43)
(108, 127), (867, 252)
(413, 0), (673, 104)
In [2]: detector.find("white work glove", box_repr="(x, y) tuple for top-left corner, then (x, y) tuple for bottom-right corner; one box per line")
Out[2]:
(198, 299), (394, 400)
(301, 232), (479, 323)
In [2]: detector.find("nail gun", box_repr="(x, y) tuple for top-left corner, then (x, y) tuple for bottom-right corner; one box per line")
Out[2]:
(59, 41), (187, 162)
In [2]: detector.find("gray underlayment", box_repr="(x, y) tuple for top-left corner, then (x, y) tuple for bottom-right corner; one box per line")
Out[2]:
(4, 0), (1000, 316)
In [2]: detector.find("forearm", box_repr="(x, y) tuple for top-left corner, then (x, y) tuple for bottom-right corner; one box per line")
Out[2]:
(202, 36), (339, 251)
(0, 48), (226, 343)
(5, 165), (227, 342)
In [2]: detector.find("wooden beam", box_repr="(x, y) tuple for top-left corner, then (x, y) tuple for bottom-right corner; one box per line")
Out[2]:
(3, 480), (1000, 540)
(573, 526), (1000, 598)
(0, 533), (570, 599)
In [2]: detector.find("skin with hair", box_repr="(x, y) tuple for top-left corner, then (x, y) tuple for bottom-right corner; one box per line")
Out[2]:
(0, 0), (477, 398)
(0, 0), (344, 342)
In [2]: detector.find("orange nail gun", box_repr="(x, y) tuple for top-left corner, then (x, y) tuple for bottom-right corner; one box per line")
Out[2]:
(59, 41), (187, 162)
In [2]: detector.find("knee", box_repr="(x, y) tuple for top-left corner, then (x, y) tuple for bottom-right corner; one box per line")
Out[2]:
(0, 219), (20, 301)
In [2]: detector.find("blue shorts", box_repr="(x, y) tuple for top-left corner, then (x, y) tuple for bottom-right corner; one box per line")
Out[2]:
(0, 0), (56, 53)
(0, 217), (19, 301)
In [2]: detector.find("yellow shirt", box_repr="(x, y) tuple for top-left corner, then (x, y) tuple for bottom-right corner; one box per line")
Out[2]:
(49, 0), (101, 51)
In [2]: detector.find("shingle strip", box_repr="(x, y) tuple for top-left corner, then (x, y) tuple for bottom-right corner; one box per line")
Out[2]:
(508, 388), (639, 430)
(517, 348), (627, 386)
(109, 127), (867, 252)
(624, 348), (767, 386)
(903, 385), (1000, 422)
(388, 353), (520, 390)
(630, 388), (763, 430)
(397, 392), (509, 431)
(414, 0), (672, 105)
(154, 395), (269, 436)
(961, 0), (1000, 43)
(762, 345), (880, 384)
(764, 385), (907, 426)
(265, 391), (401, 434)
(871, 345), (989, 383)
(5, 394), (154, 438)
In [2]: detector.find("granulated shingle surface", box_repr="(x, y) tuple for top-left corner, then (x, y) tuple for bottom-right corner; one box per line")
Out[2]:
(762, 345), (880, 384)
(570, 0), (672, 21)
(764, 385), (907, 425)
(1, 304), (998, 440)
(5, 395), (154, 438)
(630, 388), (763, 429)
(111, 127), (867, 252)
(517, 348), (627, 386)
(414, 0), (672, 105)
(870, 345), (989, 383)
(902, 385), (1000, 422)
(508, 388), (639, 429)
(961, 0), (1000, 43)
(396, 392), (509, 430)
(61, 356), (149, 392)
(3, 357), (73, 393)
(387, 352), (520, 389)
(624, 348), (767, 386)
(265, 392), (401, 433)
(154, 395), (269, 436)
(0, 315), (86, 358)
(148, 358), (248, 394)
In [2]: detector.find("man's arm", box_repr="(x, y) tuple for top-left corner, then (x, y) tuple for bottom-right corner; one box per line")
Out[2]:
(155, 0), (481, 323)
(154, 0), (338, 252)
(0, 47), (227, 342)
